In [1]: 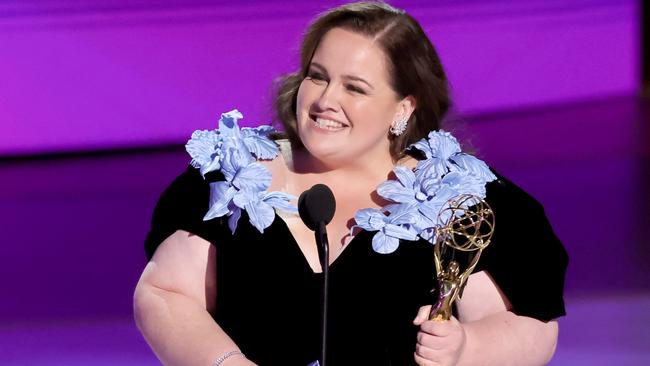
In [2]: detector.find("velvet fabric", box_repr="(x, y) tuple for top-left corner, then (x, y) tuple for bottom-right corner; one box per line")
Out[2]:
(144, 166), (568, 365)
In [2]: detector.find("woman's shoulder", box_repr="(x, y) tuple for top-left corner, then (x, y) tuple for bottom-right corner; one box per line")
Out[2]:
(477, 170), (568, 320)
(484, 170), (546, 216)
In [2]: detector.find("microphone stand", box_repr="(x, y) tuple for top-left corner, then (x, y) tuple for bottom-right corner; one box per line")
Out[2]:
(316, 221), (329, 366)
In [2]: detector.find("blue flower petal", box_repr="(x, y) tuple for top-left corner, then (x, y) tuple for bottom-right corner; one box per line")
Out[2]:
(232, 188), (258, 209)
(411, 139), (433, 159)
(385, 203), (419, 226)
(383, 223), (418, 241)
(372, 231), (400, 254)
(186, 130), (222, 176)
(243, 125), (275, 136)
(243, 134), (279, 160)
(418, 175), (441, 198)
(441, 171), (485, 198)
(263, 191), (298, 214)
(220, 145), (254, 182)
(186, 130), (219, 158)
(245, 201), (275, 233)
(354, 208), (387, 231)
(412, 211), (434, 229)
(228, 207), (242, 234)
(393, 166), (416, 188)
(199, 157), (222, 178)
(449, 154), (497, 183)
(383, 203), (402, 214)
(410, 130), (460, 161)
(241, 125), (279, 160)
(416, 158), (448, 181)
(205, 182), (236, 220)
(418, 200), (445, 224)
(377, 180), (416, 204)
(419, 227), (437, 243)
(218, 109), (243, 138)
(426, 130), (461, 159)
(232, 163), (272, 192)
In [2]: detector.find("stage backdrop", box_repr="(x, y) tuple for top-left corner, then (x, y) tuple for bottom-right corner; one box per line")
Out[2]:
(0, 0), (639, 156)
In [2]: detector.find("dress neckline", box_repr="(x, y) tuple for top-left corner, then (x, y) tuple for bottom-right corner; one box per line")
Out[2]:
(273, 213), (369, 275)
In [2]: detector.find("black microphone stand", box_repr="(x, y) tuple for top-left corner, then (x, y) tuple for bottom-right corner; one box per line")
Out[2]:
(316, 221), (329, 366)
(298, 184), (335, 366)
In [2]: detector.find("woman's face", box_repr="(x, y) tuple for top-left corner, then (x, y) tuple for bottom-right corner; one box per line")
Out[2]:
(296, 27), (412, 167)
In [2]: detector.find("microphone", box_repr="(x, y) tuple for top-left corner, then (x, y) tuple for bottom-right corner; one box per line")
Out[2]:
(298, 184), (336, 230)
(298, 184), (335, 366)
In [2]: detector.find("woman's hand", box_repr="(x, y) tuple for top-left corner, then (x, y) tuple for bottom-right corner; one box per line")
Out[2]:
(411, 272), (559, 366)
(413, 305), (466, 366)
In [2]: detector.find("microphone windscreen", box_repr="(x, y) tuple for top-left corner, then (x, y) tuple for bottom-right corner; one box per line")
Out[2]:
(298, 184), (336, 231)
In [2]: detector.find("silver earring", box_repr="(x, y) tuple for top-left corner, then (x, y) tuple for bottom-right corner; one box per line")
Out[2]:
(390, 116), (408, 136)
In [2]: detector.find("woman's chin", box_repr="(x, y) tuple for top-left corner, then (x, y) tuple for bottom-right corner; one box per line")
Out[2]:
(299, 141), (351, 168)
(304, 144), (345, 162)
(299, 128), (348, 157)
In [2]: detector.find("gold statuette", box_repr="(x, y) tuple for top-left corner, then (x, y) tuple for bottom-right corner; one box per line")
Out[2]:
(429, 194), (495, 321)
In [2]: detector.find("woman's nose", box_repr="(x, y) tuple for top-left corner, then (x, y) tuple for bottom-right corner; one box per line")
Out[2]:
(314, 84), (340, 112)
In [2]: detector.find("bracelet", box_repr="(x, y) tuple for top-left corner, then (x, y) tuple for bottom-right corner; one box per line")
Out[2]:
(212, 350), (245, 366)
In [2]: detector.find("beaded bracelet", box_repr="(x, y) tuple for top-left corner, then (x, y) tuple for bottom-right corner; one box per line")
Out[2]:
(212, 350), (245, 366)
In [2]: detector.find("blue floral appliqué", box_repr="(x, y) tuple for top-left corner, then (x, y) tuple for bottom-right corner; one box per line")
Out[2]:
(185, 109), (297, 234)
(355, 130), (497, 254)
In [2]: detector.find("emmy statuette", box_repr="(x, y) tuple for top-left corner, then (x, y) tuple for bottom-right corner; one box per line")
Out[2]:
(429, 194), (496, 321)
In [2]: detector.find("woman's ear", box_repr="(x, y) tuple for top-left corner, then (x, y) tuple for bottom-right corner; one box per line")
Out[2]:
(394, 95), (416, 122)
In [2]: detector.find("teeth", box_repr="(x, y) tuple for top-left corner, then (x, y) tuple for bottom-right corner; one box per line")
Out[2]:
(315, 117), (345, 129)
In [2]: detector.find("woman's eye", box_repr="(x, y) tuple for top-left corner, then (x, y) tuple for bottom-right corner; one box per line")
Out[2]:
(346, 85), (366, 94)
(307, 72), (326, 81)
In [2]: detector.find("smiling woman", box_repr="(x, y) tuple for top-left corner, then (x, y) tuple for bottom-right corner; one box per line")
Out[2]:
(134, 2), (568, 366)
(295, 27), (413, 168)
(275, 3), (450, 162)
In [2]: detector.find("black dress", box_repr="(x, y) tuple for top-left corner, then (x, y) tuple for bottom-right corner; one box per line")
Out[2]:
(144, 166), (568, 366)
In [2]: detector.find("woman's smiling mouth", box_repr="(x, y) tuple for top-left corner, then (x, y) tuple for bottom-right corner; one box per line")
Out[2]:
(311, 116), (349, 131)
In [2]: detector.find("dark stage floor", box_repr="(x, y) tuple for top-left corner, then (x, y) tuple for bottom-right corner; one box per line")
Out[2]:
(1, 96), (649, 365)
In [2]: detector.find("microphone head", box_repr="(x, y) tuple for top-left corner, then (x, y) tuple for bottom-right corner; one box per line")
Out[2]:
(298, 184), (336, 231)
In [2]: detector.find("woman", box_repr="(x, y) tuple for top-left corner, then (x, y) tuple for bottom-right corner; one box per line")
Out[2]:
(134, 2), (567, 365)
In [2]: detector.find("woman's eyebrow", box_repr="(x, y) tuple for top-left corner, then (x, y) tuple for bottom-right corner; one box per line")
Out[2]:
(309, 62), (328, 74)
(342, 74), (374, 90)
(309, 62), (374, 89)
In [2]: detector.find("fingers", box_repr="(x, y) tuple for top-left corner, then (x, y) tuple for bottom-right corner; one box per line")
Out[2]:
(414, 316), (466, 366)
(420, 317), (459, 337)
(414, 349), (440, 366)
(415, 339), (458, 365)
(414, 305), (432, 325)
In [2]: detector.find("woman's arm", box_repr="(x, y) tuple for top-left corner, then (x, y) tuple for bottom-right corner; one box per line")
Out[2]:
(134, 230), (255, 366)
(414, 271), (558, 366)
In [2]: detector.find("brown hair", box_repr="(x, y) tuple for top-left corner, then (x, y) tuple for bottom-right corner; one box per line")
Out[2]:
(273, 1), (451, 161)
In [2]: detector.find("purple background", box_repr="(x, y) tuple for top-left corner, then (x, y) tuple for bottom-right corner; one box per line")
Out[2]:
(1, 1), (649, 365)
(0, 0), (638, 156)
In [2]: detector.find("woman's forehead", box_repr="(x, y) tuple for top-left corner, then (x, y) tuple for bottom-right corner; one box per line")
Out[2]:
(311, 28), (390, 82)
